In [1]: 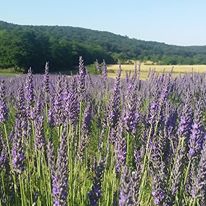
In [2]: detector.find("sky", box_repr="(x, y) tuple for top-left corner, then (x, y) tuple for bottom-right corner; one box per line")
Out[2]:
(0, 0), (206, 46)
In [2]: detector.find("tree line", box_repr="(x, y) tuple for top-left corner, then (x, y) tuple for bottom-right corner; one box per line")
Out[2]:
(0, 20), (206, 73)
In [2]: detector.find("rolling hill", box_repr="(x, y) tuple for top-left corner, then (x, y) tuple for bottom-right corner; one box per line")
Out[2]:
(0, 20), (206, 73)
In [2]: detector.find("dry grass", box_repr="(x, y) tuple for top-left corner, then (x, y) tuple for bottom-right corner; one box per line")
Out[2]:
(107, 64), (206, 79)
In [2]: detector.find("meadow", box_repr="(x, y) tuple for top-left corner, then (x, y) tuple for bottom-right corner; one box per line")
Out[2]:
(1, 58), (206, 206)
(107, 63), (206, 79)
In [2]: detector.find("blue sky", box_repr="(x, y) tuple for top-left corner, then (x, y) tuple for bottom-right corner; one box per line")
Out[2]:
(0, 0), (205, 46)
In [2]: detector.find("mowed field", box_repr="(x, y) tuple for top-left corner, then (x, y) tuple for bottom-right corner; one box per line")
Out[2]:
(107, 64), (206, 79)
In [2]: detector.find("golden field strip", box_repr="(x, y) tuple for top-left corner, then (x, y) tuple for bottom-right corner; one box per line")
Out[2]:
(107, 64), (206, 79)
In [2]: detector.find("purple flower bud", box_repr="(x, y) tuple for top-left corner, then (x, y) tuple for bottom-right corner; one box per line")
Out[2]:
(177, 96), (193, 140)
(25, 68), (34, 119)
(53, 76), (65, 126)
(88, 159), (105, 206)
(78, 56), (86, 100)
(0, 80), (8, 123)
(48, 99), (55, 127)
(65, 85), (79, 126)
(12, 119), (25, 174)
(16, 84), (26, 119)
(34, 116), (45, 151)
(188, 103), (205, 158)
(43, 62), (50, 94)
(108, 68), (121, 128)
(82, 103), (92, 136)
(150, 141), (169, 205)
(170, 146), (185, 198)
(119, 166), (137, 206)
(52, 127), (68, 206)
(102, 60), (107, 82)
(115, 124), (126, 173)
(78, 104), (92, 161)
(0, 134), (8, 169)
(123, 83), (139, 134)
(148, 101), (159, 125)
(191, 140), (206, 202)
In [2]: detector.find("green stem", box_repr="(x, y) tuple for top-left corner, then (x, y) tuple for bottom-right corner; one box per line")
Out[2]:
(3, 124), (11, 161)
(19, 175), (26, 206)
(126, 132), (130, 166)
(184, 159), (192, 185)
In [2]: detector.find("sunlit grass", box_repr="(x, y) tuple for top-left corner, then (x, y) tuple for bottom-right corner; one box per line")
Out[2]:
(0, 68), (22, 77)
(107, 64), (206, 79)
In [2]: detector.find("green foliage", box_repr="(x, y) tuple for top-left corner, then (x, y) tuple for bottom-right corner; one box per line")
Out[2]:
(1, 20), (206, 73)
(87, 64), (101, 75)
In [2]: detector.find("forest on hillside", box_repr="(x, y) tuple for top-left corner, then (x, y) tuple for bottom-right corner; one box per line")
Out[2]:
(1, 21), (206, 73)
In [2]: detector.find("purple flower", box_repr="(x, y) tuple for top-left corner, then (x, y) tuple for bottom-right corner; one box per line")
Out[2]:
(170, 146), (185, 198)
(82, 103), (92, 136)
(177, 97), (193, 140)
(123, 83), (139, 134)
(164, 103), (178, 135)
(53, 76), (64, 126)
(16, 84), (26, 118)
(108, 68), (122, 144)
(12, 119), (25, 174)
(34, 116), (45, 151)
(159, 80), (169, 105)
(150, 141), (169, 205)
(43, 62), (50, 95)
(148, 101), (159, 125)
(48, 98), (55, 127)
(52, 127), (68, 206)
(119, 166), (135, 206)
(132, 149), (144, 205)
(88, 159), (105, 206)
(102, 60), (107, 82)
(115, 124), (127, 173)
(65, 84), (79, 126)
(188, 103), (205, 158)
(0, 134), (8, 169)
(191, 140), (206, 203)
(78, 103), (92, 161)
(78, 56), (86, 100)
(0, 80), (8, 123)
(108, 68), (121, 129)
(25, 68), (34, 119)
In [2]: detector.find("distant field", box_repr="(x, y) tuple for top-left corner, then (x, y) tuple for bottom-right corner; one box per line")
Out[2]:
(0, 68), (22, 77)
(107, 64), (206, 79)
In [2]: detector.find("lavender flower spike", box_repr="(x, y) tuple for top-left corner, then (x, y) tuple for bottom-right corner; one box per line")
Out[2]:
(0, 80), (8, 123)
(188, 102), (205, 158)
(78, 103), (92, 161)
(102, 60), (108, 82)
(78, 56), (86, 99)
(52, 127), (68, 206)
(177, 96), (193, 140)
(108, 67), (121, 129)
(43, 62), (50, 95)
(0, 134), (8, 170)
(191, 140), (206, 205)
(12, 119), (25, 174)
(88, 159), (105, 206)
(34, 116), (45, 151)
(25, 67), (34, 119)
(119, 166), (135, 206)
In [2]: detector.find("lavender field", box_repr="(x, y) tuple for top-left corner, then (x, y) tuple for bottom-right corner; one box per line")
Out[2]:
(0, 57), (206, 206)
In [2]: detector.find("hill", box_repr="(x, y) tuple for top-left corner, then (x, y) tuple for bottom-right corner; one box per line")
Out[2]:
(0, 20), (206, 72)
